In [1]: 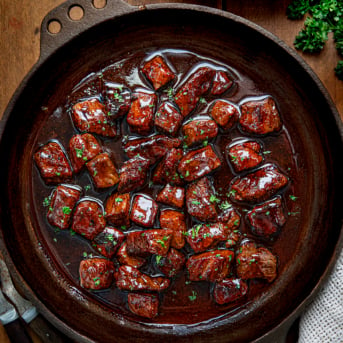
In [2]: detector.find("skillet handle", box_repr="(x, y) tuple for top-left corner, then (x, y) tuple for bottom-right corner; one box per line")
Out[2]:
(39, 0), (137, 61)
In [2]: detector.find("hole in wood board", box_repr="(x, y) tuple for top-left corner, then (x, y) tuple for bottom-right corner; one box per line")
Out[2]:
(68, 5), (85, 21)
(92, 0), (107, 9)
(47, 20), (62, 34)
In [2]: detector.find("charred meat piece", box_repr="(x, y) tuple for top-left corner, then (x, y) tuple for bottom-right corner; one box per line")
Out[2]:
(126, 229), (173, 257)
(174, 66), (216, 117)
(118, 156), (150, 193)
(103, 82), (131, 118)
(117, 242), (146, 269)
(142, 55), (176, 90)
(213, 278), (248, 305)
(69, 133), (102, 173)
(152, 148), (183, 185)
(159, 209), (186, 249)
(236, 240), (277, 282)
(116, 265), (170, 292)
(187, 249), (234, 282)
(230, 164), (288, 203)
(71, 98), (117, 137)
(126, 90), (157, 135)
(156, 248), (186, 278)
(128, 293), (159, 319)
(47, 185), (81, 230)
(124, 135), (181, 165)
(86, 153), (119, 189)
(210, 100), (239, 130)
(130, 194), (158, 227)
(156, 184), (185, 209)
(92, 226), (125, 259)
(79, 258), (115, 290)
(72, 200), (106, 240)
(217, 207), (241, 248)
(247, 196), (286, 238)
(105, 192), (130, 227)
(240, 97), (282, 135)
(228, 140), (263, 173)
(182, 118), (218, 147)
(155, 101), (182, 136)
(178, 145), (221, 182)
(34, 141), (72, 184)
(186, 177), (218, 222)
(211, 71), (233, 95)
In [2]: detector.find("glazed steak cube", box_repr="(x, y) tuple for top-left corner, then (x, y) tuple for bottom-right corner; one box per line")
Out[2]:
(116, 265), (170, 291)
(210, 100), (239, 130)
(92, 227), (125, 259)
(72, 98), (117, 137)
(227, 140), (263, 173)
(126, 90), (157, 135)
(230, 164), (288, 203)
(247, 196), (286, 237)
(213, 278), (248, 305)
(174, 66), (215, 117)
(217, 207), (241, 248)
(155, 101), (182, 136)
(128, 293), (159, 319)
(182, 118), (218, 147)
(130, 194), (158, 227)
(34, 141), (72, 184)
(159, 209), (187, 249)
(236, 240), (277, 282)
(156, 184), (185, 209)
(156, 248), (186, 278)
(178, 145), (221, 182)
(211, 71), (233, 95)
(186, 177), (217, 222)
(69, 133), (101, 173)
(86, 153), (119, 188)
(79, 258), (115, 290)
(240, 97), (282, 135)
(105, 193), (130, 227)
(118, 156), (150, 193)
(72, 200), (106, 240)
(47, 185), (81, 230)
(187, 250), (234, 282)
(117, 242), (146, 269)
(126, 229), (173, 257)
(103, 82), (131, 118)
(142, 55), (176, 90)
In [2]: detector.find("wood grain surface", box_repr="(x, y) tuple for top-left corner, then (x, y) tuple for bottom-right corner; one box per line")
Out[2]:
(0, 0), (342, 342)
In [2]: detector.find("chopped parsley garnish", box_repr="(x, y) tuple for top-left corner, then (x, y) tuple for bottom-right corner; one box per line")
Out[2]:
(43, 196), (51, 207)
(219, 201), (232, 210)
(115, 197), (123, 203)
(188, 290), (197, 301)
(75, 148), (84, 158)
(289, 195), (298, 201)
(156, 255), (163, 265)
(62, 206), (72, 215)
(210, 195), (220, 203)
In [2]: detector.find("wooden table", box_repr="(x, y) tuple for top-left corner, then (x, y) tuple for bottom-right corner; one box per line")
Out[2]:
(0, 0), (342, 342)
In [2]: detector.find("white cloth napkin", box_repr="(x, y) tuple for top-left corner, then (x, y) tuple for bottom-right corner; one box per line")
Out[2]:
(299, 248), (343, 343)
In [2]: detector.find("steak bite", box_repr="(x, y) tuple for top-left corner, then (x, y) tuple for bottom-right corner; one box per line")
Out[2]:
(47, 185), (81, 230)
(213, 278), (248, 305)
(79, 258), (115, 290)
(105, 192), (131, 227)
(118, 156), (150, 193)
(126, 90), (157, 135)
(126, 229), (173, 257)
(227, 140), (263, 173)
(128, 293), (159, 319)
(217, 207), (241, 248)
(236, 240), (277, 282)
(178, 145), (221, 182)
(159, 209), (187, 249)
(117, 242), (146, 269)
(71, 98), (117, 137)
(116, 265), (170, 291)
(69, 133), (102, 173)
(210, 71), (233, 95)
(156, 248), (186, 278)
(182, 118), (218, 147)
(187, 249), (234, 282)
(34, 141), (72, 184)
(174, 66), (215, 117)
(156, 184), (185, 209)
(86, 153), (119, 189)
(210, 100), (239, 130)
(247, 196), (286, 238)
(124, 135), (181, 164)
(186, 177), (217, 222)
(92, 226), (125, 259)
(130, 194), (158, 227)
(72, 200), (106, 240)
(240, 97), (282, 135)
(155, 101), (182, 136)
(230, 164), (288, 204)
(103, 82), (131, 118)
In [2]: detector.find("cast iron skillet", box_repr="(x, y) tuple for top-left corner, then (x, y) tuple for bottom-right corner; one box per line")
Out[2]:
(0, 1), (342, 342)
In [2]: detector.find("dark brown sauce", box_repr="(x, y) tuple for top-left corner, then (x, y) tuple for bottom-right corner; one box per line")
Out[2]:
(31, 49), (301, 324)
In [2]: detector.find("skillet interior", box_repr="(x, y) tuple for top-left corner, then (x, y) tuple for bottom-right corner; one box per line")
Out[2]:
(0, 5), (342, 343)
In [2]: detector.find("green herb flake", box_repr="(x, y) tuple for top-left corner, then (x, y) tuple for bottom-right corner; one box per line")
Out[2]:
(188, 290), (197, 301)
(62, 206), (72, 215)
